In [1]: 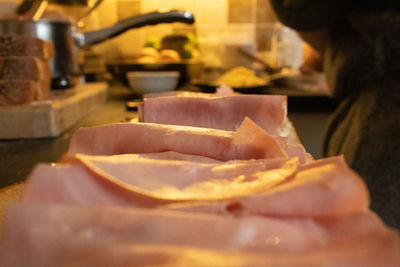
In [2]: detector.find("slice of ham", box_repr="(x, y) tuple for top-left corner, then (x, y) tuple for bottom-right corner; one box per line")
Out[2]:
(71, 154), (297, 201)
(139, 87), (310, 163)
(21, 163), (164, 208)
(22, 155), (298, 206)
(138, 93), (287, 136)
(23, 154), (367, 217)
(163, 156), (369, 217)
(1, 203), (399, 266)
(68, 117), (288, 161)
(64, 151), (222, 163)
(284, 142), (308, 163)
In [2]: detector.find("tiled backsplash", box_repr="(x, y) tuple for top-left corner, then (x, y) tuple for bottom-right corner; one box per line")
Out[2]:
(89, 0), (301, 68)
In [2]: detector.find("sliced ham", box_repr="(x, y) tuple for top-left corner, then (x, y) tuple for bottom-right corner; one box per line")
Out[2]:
(68, 117), (288, 161)
(227, 118), (288, 160)
(164, 156), (369, 217)
(138, 93), (287, 136)
(64, 151), (222, 163)
(2, 78), (398, 266)
(21, 163), (164, 208)
(23, 154), (367, 217)
(22, 155), (298, 206)
(1, 203), (399, 266)
(284, 142), (308, 163)
(71, 154), (297, 201)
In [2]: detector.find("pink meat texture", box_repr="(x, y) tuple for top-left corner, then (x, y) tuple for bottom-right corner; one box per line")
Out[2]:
(22, 154), (297, 207)
(139, 93), (287, 136)
(22, 155), (368, 218)
(164, 156), (369, 217)
(138, 88), (308, 161)
(68, 117), (305, 162)
(1, 89), (399, 266)
(1, 203), (399, 267)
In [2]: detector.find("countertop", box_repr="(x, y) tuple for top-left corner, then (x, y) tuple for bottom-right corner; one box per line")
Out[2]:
(0, 82), (336, 189)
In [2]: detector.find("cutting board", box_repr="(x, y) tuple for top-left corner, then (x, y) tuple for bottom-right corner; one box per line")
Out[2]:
(0, 82), (108, 139)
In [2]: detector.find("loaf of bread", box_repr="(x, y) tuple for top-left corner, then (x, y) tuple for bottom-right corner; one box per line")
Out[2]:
(0, 57), (51, 81)
(0, 35), (54, 59)
(0, 80), (37, 105)
(0, 80), (51, 105)
(0, 35), (53, 105)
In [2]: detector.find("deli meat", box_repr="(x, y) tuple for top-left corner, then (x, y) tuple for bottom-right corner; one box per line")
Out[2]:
(21, 163), (164, 208)
(164, 156), (369, 217)
(1, 86), (399, 266)
(138, 93), (287, 136)
(22, 155), (367, 218)
(72, 154), (295, 199)
(135, 90), (309, 163)
(68, 117), (289, 161)
(1, 203), (399, 266)
(22, 155), (297, 207)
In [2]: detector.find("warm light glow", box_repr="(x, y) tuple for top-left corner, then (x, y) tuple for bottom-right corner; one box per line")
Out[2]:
(128, 244), (265, 265)
(75, 153), (299, 201)
(33, 0), (48, 21)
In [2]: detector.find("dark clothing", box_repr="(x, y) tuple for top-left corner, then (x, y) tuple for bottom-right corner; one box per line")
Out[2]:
(270, 0), (400, 228)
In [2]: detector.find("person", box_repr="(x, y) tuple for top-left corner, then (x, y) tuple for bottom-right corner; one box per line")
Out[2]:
(269, 0), (400, 229)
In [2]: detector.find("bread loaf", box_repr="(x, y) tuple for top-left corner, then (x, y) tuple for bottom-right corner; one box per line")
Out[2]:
(0, 57), (51, 81)
(0, 35), (53, 105)
(0, 35), (54, 59)
(0, 80), (37, 105)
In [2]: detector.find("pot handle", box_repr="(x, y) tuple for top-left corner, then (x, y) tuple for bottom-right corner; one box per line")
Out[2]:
(79, 10), (195, 47)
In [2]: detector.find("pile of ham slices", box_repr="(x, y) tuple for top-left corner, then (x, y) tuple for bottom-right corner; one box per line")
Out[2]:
(1, 86), (399, 266)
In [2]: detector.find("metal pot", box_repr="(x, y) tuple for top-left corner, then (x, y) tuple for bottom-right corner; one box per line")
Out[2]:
(0, 10), (195, 88)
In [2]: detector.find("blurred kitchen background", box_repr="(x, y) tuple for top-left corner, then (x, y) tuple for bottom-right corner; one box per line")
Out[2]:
(0, 0), (314, 87)
(84, 0), (302, 69)
(0, 0), (336, 159)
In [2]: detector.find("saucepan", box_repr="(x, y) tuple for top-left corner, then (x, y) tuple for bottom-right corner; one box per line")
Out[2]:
(0, 10), (195, 88)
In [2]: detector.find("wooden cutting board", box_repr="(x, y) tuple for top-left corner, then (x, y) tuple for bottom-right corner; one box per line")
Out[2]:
(0, 82), (108, 139)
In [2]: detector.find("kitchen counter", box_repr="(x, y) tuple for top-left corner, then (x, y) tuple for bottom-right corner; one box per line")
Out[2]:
(0, 82), (335, 189)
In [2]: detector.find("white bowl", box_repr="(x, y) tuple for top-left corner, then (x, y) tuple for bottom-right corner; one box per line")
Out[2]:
(126, 71), (180, 95)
